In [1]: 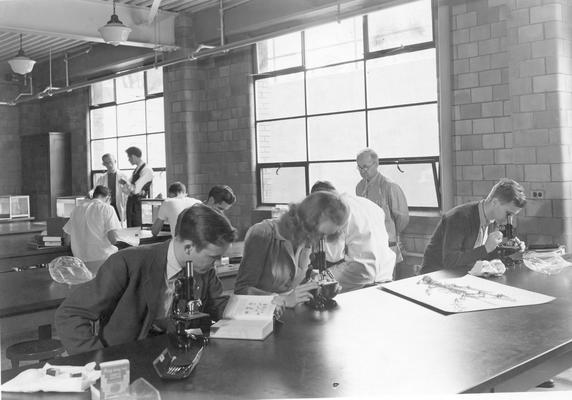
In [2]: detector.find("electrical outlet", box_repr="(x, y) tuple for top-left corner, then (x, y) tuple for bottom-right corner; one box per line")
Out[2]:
(532, 190), (545, 199)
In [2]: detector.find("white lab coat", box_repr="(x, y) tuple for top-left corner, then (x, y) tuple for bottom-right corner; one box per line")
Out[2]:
(96, 171), (129, 225)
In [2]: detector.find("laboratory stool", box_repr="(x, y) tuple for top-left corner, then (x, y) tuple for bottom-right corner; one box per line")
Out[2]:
(6, 338), (65, 369)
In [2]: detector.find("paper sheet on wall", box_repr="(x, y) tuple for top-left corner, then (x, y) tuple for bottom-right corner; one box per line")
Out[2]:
(381, 273), (554, 313)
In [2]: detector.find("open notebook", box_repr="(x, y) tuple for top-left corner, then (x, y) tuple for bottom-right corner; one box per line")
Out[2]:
(210, 295), (276, 340)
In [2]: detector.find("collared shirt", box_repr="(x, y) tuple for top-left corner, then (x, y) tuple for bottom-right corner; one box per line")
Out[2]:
(157, 241), (183, 318)
(356, 171), (409, 262)
(63, 198), (122, 265)
(157, 197), (202, 237)
(474, 200), (493, 248)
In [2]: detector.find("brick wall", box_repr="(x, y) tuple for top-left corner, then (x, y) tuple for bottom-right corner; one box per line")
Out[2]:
(164, 49), (256, 239)
(452, 0), (572, 250)
(0, 82), (21, 194)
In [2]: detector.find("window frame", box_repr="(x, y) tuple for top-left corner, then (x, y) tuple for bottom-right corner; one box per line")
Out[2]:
(253, 7), (440, 209)
(89, 70), (166, 197)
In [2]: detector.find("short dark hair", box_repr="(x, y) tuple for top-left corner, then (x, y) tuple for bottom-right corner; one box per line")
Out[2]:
(93, 185), (110, 198)
(175, 203), (237, 250)
(125, 146), (142, 158)
(487, 178), (527, 208)
(168, 181), (186, 196)
(310, 180), (336, 193)
(208, 185), (236, 205)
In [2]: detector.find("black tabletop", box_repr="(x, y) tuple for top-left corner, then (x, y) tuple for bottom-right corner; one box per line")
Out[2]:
(3, 266), (572, 398)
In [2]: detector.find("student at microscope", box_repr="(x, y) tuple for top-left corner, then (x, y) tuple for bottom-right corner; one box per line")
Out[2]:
(421, 178), (526, 273)
(56, 204), (237, 355)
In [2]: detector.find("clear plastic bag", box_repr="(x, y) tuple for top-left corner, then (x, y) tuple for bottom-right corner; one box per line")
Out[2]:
(523, 252), (572, 275)
(48, 256), (94, 285)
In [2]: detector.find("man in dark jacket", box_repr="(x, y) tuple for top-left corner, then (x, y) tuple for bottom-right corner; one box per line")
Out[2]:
(56, 203), (237, 354)
(421, 179), (526, 273)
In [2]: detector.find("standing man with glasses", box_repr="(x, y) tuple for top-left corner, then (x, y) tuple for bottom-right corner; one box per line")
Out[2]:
(355, 148), (409, 275)
(96, 153), (129, 226)
(121, 146), (154, 227)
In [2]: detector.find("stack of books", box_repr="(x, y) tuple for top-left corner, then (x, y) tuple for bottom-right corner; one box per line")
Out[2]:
(28, 234), (63, 249)
(42, 235), (63, 247)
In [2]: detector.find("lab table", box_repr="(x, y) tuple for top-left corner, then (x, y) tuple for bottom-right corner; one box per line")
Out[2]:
(3, 265), (572, 397)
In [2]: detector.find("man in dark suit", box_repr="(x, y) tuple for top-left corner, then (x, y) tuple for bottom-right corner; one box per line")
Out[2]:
(421, 179), (526, 273)
(55, 204), (237, 355)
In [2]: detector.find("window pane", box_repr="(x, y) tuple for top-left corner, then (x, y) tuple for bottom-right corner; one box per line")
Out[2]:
(367, 48), (437, 108)
(146, 68), (163, 95)
(305, 17), (363, 68)
(146, 98), (164, 133)
(91, 79), (114, 105)
(255, 73), (305, 120)
(151, 170), (167, 199)
(117, 102), (146, 136)
(116, 72), (145, 104)
(92, 172), (106, 188)
(309, 162), (360, 195)
(308, 112), (366, 161)
(368, 0), (433, 52)
(306, 62), (365, 114)
(147, 134), (166, 168)
(257, 32), (302, 73)
(368, 104), (439, 158)
(90, 107), (116, 139)
(91, 138), (117, 171)
(380, 163), (438, 207)
(260, 167), (306, 204)
(257, 119), (306, 163)
(117, 135), (147, 170)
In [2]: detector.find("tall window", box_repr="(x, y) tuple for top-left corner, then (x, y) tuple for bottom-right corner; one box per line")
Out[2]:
(254, 0), (439, 209)
(89, 68), (167, 198)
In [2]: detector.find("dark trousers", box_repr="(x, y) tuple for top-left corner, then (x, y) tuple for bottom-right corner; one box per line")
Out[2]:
(126, 196), (142, 227)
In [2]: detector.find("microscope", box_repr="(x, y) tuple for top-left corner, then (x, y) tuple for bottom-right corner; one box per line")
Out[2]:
(305, 238), (339, 311)
(497, 213), (525, 266)
(153, 261), (208, 380)
(170, 261), (210, 350)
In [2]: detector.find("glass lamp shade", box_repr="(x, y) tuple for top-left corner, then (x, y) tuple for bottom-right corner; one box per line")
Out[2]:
(99, 14), (131, 46)
(8, 53), (36, 75)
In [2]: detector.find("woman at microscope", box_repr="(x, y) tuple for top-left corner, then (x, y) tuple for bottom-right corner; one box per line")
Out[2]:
(234, 191), (348, 308)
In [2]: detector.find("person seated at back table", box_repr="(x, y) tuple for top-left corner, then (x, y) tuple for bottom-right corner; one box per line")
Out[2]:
(310, 181), (396, 291)
(205, 185), (237, 214)
(152, 181), (201, 237)
(421, 178), (526, 273)
(55, 204), (237, 355)
(234, 191), (350, 308)
(63, 185), (122, 274)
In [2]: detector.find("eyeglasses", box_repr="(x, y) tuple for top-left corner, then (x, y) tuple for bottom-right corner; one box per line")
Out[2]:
(357, 163), (376, 172)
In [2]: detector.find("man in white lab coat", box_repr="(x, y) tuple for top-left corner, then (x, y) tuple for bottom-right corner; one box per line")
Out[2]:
(310, 181), (396, 292)
(63, 185), (122, 274)
(96, 153), (128, 226)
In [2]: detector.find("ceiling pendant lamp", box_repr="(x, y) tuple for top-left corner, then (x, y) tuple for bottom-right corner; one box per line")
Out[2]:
(98, 0), (131, 46)
(8, 34), (36, 75)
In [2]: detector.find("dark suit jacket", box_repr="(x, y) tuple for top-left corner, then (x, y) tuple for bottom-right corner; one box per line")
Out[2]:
(55, 240), (228, 354)
(421, 202), (497, 273)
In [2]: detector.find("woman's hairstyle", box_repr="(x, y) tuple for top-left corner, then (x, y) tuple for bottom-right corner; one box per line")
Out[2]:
(486, 178), (527, 208)
(296, 191), (349, 239)
(271, 192), (349, 288)
(175, 203), (237, 250)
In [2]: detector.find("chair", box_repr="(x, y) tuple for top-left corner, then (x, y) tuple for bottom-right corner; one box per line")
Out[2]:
(5, 325), (65, 369)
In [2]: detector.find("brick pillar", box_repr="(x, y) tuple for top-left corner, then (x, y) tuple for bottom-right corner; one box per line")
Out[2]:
(164, 13), (255, 238)
(451, 0), (572, 249)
